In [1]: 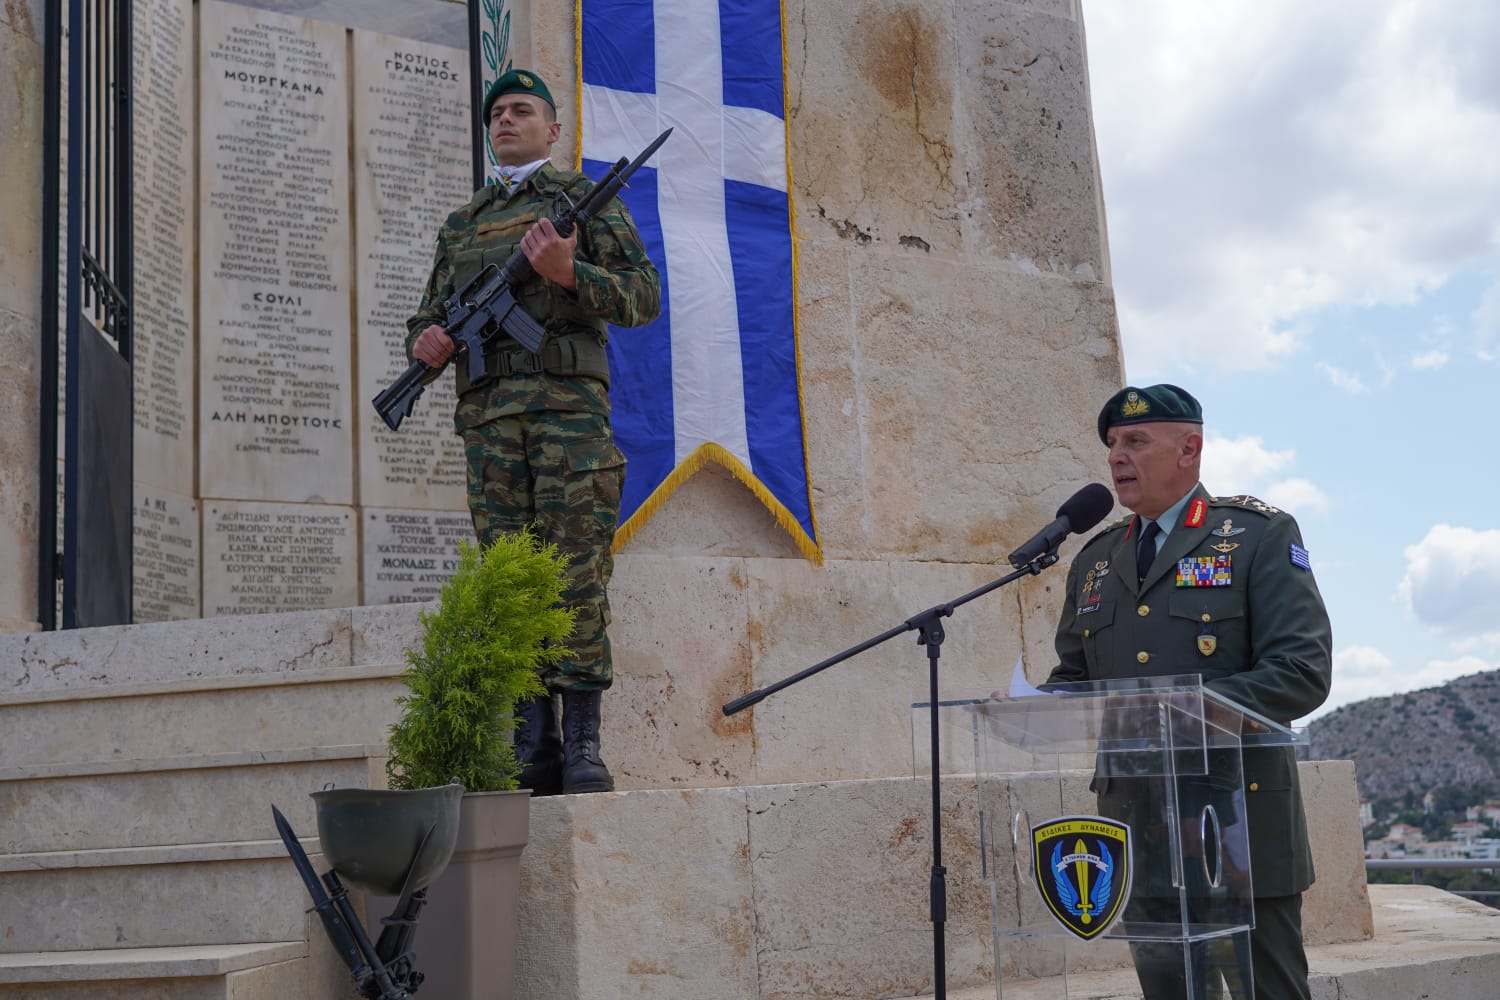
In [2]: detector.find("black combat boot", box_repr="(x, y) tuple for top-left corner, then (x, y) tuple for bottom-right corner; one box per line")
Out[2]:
(513, 693), (563, 796)
(560, 689), (615, 793)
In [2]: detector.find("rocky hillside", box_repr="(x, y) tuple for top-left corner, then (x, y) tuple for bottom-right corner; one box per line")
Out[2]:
(1307, 668), (1500, 802)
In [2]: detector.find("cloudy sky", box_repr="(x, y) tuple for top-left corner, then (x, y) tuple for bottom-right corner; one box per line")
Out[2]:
(1080, 0), (1499, 720)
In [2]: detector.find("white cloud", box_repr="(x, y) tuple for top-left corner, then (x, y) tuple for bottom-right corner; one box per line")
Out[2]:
(1398, 524), (1500, 636)
(1449, 633), (1500, 657)
(1316, 355), (1396, 394)
(1476, 277), (1500, 361)
(1262, 478), (1330, 516)
(1201, 434), (1292, 484)
(1410, 654), (1498, 689)
(1315, 362), (1370, 394)
(1085, 0), (1500, 373)
(1312, 645), (1499, 720)
(1410, 349), (1450, 370)
(1310, 644), (1397, 719)
(1199, 435), (1328, 515)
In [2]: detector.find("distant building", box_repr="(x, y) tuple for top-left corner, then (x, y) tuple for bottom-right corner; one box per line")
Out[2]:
(1421, 840), (1468, 859)
(1390, 823), (1427, 851)
(1368, 822), (1428, 858)
(1452, 821), (1488, 844)
(1463, 801), (1500, 824)
(1359, 797), (1374, 828)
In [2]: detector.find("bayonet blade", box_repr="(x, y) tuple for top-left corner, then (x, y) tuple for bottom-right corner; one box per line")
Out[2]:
(272, 806), (332, 908)
(622, 127), (672, 179)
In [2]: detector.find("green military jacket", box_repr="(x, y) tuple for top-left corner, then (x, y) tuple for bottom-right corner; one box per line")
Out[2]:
(405, 163), (661, 429)
(1046, 483), (1333, 897)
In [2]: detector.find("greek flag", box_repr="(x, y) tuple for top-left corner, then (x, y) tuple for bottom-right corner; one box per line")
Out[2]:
(579, 0), (820, 562)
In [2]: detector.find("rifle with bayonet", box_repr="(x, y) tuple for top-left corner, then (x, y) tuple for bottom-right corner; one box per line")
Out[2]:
(272, 805), (417, 999)
(372, 126), (672, 432)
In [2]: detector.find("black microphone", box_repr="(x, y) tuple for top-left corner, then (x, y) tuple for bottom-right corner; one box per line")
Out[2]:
(1007, 483), (1115, 568)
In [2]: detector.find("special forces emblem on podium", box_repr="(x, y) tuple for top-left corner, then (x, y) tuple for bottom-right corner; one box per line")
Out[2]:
(1031, 816), (1132, 941)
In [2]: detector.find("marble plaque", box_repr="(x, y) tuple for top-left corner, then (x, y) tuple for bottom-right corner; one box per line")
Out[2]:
(352, 29), (470, 511)
(131, 0), (196, 495)
(361, 507), (473, 605)
(133, 485), (200, 622)
(198, 1), (353, 504)
(202, 500), (357, 616)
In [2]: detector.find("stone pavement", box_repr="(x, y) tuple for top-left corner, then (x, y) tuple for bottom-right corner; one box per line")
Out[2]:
(927, 884), (1500, 1000)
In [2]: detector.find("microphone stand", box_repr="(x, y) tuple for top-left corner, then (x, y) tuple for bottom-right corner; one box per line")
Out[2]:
(722, 550), (1062, 1000)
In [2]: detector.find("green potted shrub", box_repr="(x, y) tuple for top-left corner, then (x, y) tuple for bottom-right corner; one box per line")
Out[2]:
(381, 529), (575, 1000)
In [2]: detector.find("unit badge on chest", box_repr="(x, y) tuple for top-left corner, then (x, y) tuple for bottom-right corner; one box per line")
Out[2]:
(1177, 555), (1232, 587)
(1080, 561), (1110, 603)
(1032, 816), (1132, 941)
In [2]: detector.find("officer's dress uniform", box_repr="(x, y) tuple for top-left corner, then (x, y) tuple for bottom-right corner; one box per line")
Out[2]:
(1047, 483), (1332, 999)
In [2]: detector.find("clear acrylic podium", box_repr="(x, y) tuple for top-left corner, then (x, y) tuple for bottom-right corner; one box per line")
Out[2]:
(915, 675), (1303, 999)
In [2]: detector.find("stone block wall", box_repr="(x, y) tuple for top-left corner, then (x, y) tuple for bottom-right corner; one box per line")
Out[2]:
(7, 0), (1126, 714)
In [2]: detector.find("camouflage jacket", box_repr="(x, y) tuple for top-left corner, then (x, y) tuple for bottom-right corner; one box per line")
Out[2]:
(405, 163), (661, 427)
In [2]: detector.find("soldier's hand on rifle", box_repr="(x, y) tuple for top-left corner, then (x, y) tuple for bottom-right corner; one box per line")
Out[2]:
(412, 324), (457, 367)
(521, 217), (578, 290)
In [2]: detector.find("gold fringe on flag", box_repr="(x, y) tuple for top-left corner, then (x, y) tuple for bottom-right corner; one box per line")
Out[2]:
(613, 442), (822, 565)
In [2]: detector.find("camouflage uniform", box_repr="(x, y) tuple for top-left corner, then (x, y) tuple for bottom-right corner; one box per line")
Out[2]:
(407, 163), (660, 691)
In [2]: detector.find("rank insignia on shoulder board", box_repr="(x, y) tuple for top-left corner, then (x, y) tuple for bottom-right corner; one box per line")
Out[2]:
(1219, 495), (1282, 516)
(1289, 543), (1313, 571)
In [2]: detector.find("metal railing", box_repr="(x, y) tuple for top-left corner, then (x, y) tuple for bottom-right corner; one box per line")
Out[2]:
(1366, 858), (1500, 903)
(41, 0), (135, 629)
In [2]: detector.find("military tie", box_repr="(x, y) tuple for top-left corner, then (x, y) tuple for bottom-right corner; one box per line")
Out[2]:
(1136, 519), (1161, 583)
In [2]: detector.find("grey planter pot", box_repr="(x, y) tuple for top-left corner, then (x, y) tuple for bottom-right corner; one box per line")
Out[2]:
(374, 789), (531, 1000)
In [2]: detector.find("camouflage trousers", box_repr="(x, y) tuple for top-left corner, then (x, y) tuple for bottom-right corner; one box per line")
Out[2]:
(462, 410), (625, 691)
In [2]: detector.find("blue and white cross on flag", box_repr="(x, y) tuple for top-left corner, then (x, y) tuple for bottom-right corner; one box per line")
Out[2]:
(579, 0), (820, 562)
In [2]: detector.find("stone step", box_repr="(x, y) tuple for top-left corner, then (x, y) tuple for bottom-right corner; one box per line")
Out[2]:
(0, 605), (420, 704)
(0, 943), (307, 999)
(0, 668), (404, 771)
(0, 840), (332, 953)
(0, 746), (384, 854)
(513, 763), (1372, 1000)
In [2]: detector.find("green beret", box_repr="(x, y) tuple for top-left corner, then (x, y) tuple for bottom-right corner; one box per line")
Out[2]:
(1097, 384), (1203, 443)
(482, 69), (555, 124)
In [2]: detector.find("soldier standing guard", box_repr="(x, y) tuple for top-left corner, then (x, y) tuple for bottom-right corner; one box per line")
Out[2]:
(406, 70), (661, 794)
(1046, 384), (1333, 998)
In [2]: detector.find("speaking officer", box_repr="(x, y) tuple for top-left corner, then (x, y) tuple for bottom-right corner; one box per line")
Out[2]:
(1045, 384), (1332, 999)
(407, 69), (660, 795)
